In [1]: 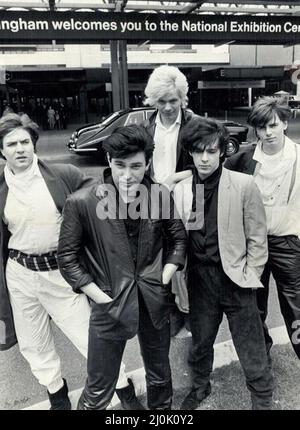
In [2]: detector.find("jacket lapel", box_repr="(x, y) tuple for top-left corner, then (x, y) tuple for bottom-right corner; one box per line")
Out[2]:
(218, 168), (231, 235)
(38, 160), (69, 213)
(0, 173), (8, 219)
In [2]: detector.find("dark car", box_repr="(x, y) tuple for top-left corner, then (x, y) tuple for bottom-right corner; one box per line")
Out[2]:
(67, 107), (248, 159)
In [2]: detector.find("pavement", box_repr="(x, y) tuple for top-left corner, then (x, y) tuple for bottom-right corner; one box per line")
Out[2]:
(23, 325), (298, 410)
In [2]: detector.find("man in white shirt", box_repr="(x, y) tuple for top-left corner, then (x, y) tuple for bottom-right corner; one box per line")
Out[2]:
(143, 65), (194, 335)
(0, 113), (142, 410)
(225, 96), (300, 361)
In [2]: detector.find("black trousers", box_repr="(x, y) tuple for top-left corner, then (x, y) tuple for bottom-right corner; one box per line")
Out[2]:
(78, 292), (172, 410)
(258, 235), (300, 359)
(187, 263), (274, 402)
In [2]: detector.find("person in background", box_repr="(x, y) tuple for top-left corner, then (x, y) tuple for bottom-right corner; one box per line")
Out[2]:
(143, 65), (195, 335)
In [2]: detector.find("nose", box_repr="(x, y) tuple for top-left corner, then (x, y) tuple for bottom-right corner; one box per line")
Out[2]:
(122, 167), (133, 180)
(16, 142), (24, 152)
(164, 102), (172, 111)
(201, 151), (208, 162)
(265, 126), (272, 136)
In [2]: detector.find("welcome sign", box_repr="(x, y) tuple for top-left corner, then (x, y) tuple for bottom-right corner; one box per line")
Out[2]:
(0, 11), (300, 44)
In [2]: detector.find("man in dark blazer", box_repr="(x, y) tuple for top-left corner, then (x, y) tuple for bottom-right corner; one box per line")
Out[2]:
(143, 65), (195, 334)
(57, 124), (187, 410)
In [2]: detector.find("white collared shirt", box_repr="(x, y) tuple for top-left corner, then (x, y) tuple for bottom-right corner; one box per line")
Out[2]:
(3, 155), (62, 254)
(253, 137), (296, 235)
(152, 110), (182, 184)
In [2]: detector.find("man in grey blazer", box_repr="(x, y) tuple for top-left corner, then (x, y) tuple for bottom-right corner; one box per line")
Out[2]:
(173, 116), (274, 410)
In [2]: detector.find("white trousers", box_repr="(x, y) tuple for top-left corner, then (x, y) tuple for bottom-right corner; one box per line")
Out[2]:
(6, 258), (128, 393)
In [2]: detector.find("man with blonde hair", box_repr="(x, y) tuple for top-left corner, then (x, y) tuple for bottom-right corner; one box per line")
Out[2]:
(0, 113), (141, 410)
(143, 65), (194, 335)
(143, 65), (193, 186)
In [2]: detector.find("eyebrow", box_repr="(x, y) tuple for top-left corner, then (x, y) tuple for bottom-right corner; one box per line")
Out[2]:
(6, 138), (30, 145)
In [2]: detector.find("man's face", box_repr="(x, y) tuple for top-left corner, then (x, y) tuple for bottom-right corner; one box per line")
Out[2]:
(1, 128), (35, 174)
(255, 113), (287, 154)
(156, 89), (181, 123)
(190, 141), (222, 180)
(108, 151), (148, 195)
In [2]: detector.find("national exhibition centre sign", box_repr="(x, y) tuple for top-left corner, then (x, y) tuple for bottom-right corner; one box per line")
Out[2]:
(1, 11), (300, 44)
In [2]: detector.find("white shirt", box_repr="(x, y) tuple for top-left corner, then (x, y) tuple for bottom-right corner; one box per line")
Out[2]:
(152, 110), (181, 184)
(253, 137), (296, 235)
(3, 155), (62, 254)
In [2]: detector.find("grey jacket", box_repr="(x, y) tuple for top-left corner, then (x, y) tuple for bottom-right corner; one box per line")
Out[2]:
(173, 167), (268, 289)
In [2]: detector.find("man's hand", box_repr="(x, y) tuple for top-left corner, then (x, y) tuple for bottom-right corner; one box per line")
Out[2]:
(81, 282), (113, 304)
(162, 263), (178, 285)
(163, 170), (192, 191)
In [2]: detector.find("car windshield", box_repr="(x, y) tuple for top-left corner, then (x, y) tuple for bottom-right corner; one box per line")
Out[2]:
(100, 112), (120, 125)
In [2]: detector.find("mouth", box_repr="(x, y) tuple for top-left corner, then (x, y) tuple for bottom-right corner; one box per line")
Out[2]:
(120, 182), (134, 188)
(15, 156), (27, 161)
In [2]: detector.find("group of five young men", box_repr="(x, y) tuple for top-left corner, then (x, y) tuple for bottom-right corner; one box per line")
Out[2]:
(0, 65), (299, 410)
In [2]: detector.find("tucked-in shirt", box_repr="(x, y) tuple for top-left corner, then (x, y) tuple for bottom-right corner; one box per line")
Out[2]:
(152, 110), (181, 184)
(188, 165), (222, 266)
(253, 137), (295, 235)
(3, 155), (62, 254)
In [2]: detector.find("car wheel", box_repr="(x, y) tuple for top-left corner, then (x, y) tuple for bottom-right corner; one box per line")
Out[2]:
(226, 137), (240, 157)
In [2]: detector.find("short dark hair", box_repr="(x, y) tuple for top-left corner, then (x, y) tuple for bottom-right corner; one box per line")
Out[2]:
(248, 96), (292, 129)
(0, 113), (39, 152)
(181, 116), (229, 161)
(103, 124), (154, 164)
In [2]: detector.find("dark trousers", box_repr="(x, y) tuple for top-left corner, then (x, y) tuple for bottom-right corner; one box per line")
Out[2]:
(78, 293), (172, 410)
(187, 263), (274, 402)
(258, 235), (300, 359)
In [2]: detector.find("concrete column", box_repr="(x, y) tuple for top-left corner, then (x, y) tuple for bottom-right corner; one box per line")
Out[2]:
(119, 40), (129, 110)
(110, 40), (121, 112)
(248, 87), (252, 108)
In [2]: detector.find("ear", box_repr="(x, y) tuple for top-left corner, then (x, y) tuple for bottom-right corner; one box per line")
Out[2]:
(106, 153), (112, 166)
(283, 120), (288, 131)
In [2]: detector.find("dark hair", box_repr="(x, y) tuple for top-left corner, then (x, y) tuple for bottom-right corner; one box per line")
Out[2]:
(181, 116), (229, 161)
(248, 96), (292, 129)
(102, 124), (154, 164)
(0, 113), (39, 153)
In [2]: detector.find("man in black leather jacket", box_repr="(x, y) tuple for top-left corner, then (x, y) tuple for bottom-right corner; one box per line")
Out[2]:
(57, 124), (187, 410)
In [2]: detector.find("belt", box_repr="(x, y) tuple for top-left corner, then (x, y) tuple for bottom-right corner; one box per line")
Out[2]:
(8, 249), (58, 271)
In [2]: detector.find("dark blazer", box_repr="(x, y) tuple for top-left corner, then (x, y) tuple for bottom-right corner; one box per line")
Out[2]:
(224, 145), (257, 175)
(143, 108), (195, 173)
(0, 160), (94, 351)
(57, 169), (187, 340)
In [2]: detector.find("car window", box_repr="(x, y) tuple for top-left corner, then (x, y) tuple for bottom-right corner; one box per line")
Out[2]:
(145, 110), (155, 119)
(124, 111), (144, 125)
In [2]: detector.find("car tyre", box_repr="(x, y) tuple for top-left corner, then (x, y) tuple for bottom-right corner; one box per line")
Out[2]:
(226, 137), (240, 157)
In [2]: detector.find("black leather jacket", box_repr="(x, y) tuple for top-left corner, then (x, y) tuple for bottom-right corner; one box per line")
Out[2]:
(57, 169), (187, 340)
